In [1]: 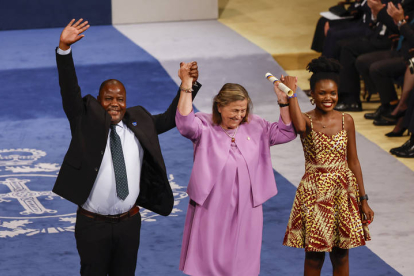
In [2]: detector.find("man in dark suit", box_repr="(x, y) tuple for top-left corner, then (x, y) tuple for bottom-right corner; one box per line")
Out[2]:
(52, 19), (200, 275)
(334, 0), (399, 112)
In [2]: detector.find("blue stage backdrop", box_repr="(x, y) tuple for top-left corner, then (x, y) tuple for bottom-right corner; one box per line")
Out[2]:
(2, 0), (111, 31)
(0, 26), (401, 275)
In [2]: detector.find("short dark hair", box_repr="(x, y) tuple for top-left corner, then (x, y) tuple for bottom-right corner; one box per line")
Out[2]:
(212, 83), (252, 125)
(98, 79), (126, 95)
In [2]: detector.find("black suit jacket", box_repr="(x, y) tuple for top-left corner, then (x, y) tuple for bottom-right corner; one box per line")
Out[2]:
(52, 50), (200, 216)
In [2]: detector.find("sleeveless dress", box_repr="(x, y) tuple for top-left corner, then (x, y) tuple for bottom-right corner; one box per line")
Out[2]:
(283, 113), (370, 252)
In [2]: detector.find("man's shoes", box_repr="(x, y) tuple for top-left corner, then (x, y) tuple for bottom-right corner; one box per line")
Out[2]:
(364, 104), (386, 120)
(381, 109), (406, 122)
(390, 139), (411, 155)
(364, 104), (397, 120)
(334, 102), (362, 112)
(395, 143), (414, 158)
(373, 117), (397, 126)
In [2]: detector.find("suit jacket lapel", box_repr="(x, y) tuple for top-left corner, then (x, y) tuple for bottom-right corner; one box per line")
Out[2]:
(123, 114), (151, 152)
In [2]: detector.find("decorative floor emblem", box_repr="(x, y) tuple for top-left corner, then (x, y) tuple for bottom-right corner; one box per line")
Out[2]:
(0, 148), (46, 167)
(0, 148), (189, 238)
(0, 178), (59, 215)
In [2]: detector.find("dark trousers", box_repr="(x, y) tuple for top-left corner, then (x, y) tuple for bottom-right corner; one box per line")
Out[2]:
(75, 211), (141, 276)
(355, 50), (406, 105)
(311, 17), (353, 53)
(323, 23), (372, 59)
(403, 91), (414, 132)
(311, 17), (329, 53)
(338, 37), (391, 104)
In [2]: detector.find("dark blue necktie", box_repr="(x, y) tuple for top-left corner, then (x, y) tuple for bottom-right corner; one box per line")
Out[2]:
(110, 125), (129, 200)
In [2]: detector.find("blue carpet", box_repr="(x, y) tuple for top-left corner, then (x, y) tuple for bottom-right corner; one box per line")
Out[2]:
(0, 26), (401, 275)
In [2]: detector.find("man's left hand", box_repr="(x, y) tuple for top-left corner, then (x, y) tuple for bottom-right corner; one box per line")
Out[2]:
(189, 62), (199, 84)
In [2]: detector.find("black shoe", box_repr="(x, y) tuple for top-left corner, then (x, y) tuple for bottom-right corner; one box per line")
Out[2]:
(334, 102), (362, 112)
(385, 128), (408, 137)
(373, 117), (397, 126)
(364, 104), (386, 120)
(395, 144), (414, 158)
(390, 139), (412, 155)
(381, 109), (406, 122)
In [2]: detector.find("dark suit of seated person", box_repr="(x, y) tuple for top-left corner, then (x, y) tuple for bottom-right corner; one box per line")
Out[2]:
(52, 19), (201, 276)
(334, 0), (412, 112)
(355, 1), (414, 124)
(323, 0), (374, 60)
(311, 0), (372, 55)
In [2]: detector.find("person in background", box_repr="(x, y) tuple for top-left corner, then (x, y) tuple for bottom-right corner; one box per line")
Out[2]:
(355, 0), (414, 125)
(334, 0), (404, 112)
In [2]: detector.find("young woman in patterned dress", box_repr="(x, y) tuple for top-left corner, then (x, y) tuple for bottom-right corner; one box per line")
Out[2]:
(282, 56), (375, 275)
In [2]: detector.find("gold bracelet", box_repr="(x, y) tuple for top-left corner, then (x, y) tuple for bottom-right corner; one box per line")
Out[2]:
(180, 85), (193, 93)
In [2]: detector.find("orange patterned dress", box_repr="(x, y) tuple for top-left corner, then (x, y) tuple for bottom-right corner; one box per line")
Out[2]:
(283, 113), (370, 252)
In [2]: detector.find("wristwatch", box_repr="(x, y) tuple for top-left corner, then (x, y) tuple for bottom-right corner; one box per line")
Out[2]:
(398, 19), (406, 29)
(359, 194), (369, 201)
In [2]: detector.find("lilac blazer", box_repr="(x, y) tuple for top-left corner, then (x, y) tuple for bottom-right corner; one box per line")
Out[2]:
(175, 110), (296, 207)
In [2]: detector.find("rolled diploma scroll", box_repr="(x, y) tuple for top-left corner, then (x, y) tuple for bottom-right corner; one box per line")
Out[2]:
(265, 72), (294, 97)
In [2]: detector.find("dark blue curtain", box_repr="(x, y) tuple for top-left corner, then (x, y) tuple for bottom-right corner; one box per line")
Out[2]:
(2, 0), (111, 30)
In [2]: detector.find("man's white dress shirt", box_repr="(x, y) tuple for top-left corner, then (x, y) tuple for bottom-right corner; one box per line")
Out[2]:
(82, 121), (144, 215)
(58, 47), (144, 215)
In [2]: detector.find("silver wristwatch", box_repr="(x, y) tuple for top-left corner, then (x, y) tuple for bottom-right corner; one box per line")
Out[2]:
(398, 19), (406, 29)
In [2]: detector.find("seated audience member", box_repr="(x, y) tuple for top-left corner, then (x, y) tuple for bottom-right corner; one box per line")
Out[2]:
(334, 0), (400, 112)
(354, 1), (414, 123)
(312, 1), (373, 58)
(383, 65), (414, 136)
(334, 0), (414, 111)
(390, 91), (414, 157)
(323, 0), (374, 60)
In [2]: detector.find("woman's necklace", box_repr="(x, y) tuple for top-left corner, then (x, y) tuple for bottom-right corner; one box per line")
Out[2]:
(220, 125), (239, 143)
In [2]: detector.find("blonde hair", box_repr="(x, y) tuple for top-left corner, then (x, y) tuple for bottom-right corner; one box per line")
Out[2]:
(212, 83), (252, 125)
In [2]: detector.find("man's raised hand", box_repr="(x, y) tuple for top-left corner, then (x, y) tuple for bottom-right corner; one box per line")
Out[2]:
(59, 19), (90, 50)
(189, 62), (199, 84)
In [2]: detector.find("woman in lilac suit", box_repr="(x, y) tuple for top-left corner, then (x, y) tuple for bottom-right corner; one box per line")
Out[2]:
(176, 63), (297, 276)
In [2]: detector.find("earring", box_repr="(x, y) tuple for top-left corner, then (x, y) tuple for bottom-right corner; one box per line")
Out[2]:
(310, 98), (315, 105)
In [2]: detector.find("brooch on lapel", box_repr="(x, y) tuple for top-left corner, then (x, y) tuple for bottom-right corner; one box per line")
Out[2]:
(132, 122), (137, 126)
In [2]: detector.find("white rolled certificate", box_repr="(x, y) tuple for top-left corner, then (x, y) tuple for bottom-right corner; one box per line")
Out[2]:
(265, 72), (293, 97)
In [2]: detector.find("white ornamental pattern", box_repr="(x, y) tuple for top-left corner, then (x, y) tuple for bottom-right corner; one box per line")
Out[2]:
(0, 148), (188, 238)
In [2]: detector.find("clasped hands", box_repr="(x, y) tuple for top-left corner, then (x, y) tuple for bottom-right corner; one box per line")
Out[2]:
(275, 75), (297, 102)
(178, 62), (199, 87)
